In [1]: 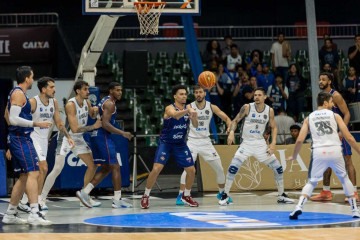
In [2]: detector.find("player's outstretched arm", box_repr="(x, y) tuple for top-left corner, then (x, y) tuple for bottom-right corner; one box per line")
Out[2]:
(288, 117), (309, 161)
(164, 104), (190, 120)
(336, 114), (360, 154)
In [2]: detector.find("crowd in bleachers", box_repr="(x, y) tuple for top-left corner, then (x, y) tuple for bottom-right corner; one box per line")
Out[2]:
(98, 33), (360, 144)
(205, 34), (360, 123)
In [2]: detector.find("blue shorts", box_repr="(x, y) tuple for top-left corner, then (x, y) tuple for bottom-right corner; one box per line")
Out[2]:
(154, 142), (194, 168)
(342, 138), (352, 156)
(8, 133), (39, 173)
(90, 133), (118, 165)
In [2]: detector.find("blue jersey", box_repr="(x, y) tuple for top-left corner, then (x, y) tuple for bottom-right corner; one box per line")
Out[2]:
(329, 89), (344, 118)
(160, 104), (190, 144)
(7, 87), (33, 135)
(97, 96), (117, 135)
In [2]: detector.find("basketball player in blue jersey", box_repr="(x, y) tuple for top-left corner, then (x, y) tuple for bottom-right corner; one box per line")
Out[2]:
(219, 87), (294, 205)
(3, 66), (52, 225)
(176, 85), (232, 205)
(77, 82), (133, 208)
(289, 92), (360, 219)
(310, 72), (358, 202)
(141, 85), (199, 209)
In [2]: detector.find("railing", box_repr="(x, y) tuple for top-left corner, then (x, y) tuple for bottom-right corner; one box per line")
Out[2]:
(0, 13), (59, 27)
(109, 24), (360, 41)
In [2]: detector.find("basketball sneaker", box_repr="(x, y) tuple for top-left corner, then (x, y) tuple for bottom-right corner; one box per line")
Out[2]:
(289, 206), (303, 220)
(352, 210), (360, 218)
(112, 199), (133, 208)
(39, 198), (48, 211)
(218, 192), (231, 206)
(217, 191), (233, 203)
(277, 193), (295, 204)
(28, 212), (52, 226)
(140, 195), (149, 209)
(2, 212), (27, 224)
(181, 194), (199, 207)
(176, 193), (184, 206)
(17, 202), (31, 213)
(80, 197), (102, 207)
(345, 192), (360, 203)
(309, 190), (332, 201)
(76, 190), (92, 208)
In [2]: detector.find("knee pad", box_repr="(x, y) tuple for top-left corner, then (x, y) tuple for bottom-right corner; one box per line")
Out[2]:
(228, 165), (239, 175)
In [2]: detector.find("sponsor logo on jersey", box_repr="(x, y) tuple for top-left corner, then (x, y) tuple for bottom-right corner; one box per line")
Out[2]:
(250, 129), (261, 134)
(173, 124), (187, 130)
(196, 127), (207, 131)
(173, 133), (184, 139)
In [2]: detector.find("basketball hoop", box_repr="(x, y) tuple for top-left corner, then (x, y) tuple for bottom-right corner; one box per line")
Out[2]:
(134, 1), (166, 35)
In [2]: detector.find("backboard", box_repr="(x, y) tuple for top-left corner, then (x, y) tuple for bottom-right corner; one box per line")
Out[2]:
(83, 0), (200, 15)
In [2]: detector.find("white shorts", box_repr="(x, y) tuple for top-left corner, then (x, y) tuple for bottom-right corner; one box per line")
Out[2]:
(60, 135), (91, 156)
(187, 137), (220, 162)
(31, 136), (48, 161)
(308, 146), (347, 182)
(234, 139), (277, 163)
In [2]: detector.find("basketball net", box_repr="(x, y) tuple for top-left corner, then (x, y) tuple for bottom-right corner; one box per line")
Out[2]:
(134, 2), (166, 35)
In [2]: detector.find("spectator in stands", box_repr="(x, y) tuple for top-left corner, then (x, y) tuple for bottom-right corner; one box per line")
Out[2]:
(226, 44), (242, 73)
(258, 63), (275, 91)
(233, 72), (250, 115)
(271, 32), (291, 82)
(249, 76), (258, 90)
(234, 65), (246, 82)
(274, 108), (295, 145)
(267, 75), (288, 114)
(319, 38), (340, 88)
(240, 85), (254, 106)
(348, 34), (360, 74)
(216, 63), (235, 117)
(321, 34), (338, 52)
(246, 49), (263, 77)
(203, 40), (222, 71)
(221, 35), (233, 60)
(343, 66), (360, 103)
(286, 64), (307, 121)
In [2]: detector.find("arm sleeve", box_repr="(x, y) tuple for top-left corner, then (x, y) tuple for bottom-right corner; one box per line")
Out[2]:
(9, 105), (34, 127)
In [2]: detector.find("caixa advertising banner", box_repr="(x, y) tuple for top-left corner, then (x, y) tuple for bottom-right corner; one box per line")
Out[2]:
(0, 27), (55, 62)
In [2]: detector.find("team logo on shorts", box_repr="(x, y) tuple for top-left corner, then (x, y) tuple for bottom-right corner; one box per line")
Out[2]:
(160, 156), (166, 161)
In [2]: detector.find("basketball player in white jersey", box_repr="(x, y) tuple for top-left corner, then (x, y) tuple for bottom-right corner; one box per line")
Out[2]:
(44, 80), (101, 207)
(289, 92), (360, 219)
(176, 85), (232, 205)
(18, 77), (75, 212)
(219, 87), (294, 205)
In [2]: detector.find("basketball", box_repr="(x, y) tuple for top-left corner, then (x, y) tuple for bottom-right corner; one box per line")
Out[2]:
(198, 71), (216, 89)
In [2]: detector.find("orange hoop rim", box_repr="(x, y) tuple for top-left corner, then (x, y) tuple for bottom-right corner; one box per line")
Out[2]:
(134, 2), (166, 7)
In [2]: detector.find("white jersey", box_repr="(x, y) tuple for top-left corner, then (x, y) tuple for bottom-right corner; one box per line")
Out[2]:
(188, 101), (213, 139)
(240, 103), (270, 142)
(31, 95), (55, 139)
(68, 97), (88, 137)
(308, 109), (341, 148)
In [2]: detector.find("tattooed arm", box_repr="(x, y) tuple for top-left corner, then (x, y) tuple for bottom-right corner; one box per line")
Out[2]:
(227, 104), (249, 145)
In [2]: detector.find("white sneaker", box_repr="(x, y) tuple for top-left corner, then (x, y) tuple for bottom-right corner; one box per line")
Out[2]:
(352, 210), (360, 218)
(28, 212), (52, 226)
(218, 192), (231, 206)
(289, 206), (303, 220)
(2, 212), (27, 224)
(80, 197), (102, 207)
(39, 199), (48, 211)
(112, 199), (133, 208)
(17, 202), (31, 213)
(76, 190), (92, 208)
(278, 193), (295, 204)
